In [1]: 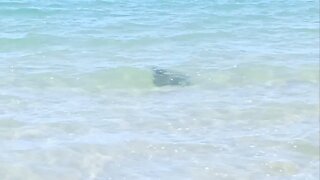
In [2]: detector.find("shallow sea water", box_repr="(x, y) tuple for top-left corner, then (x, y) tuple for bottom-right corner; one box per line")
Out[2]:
(0, 0), (319, 179)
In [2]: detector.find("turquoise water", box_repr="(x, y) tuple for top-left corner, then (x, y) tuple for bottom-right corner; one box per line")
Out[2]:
(0, 0), (319, 179)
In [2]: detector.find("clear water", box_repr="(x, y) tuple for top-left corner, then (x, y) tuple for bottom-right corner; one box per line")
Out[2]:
(0, 0), (319, 179)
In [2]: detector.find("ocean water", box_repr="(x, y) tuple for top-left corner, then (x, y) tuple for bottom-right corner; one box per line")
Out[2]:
(0, 0), (319, 179)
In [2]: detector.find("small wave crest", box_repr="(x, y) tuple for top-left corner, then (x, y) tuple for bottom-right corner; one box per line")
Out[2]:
(3, 64), (318, 91)
(190, 64), (318, 87)
(5, 67), (155, 91)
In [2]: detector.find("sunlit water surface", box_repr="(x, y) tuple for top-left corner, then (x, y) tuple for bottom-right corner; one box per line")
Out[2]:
(0, 0), (319, 179)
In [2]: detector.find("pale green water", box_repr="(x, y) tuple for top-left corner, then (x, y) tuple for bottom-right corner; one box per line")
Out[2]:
(0, 0), (319, 179)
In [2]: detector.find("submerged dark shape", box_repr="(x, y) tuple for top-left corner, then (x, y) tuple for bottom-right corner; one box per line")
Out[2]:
(152, 67), (191, 87)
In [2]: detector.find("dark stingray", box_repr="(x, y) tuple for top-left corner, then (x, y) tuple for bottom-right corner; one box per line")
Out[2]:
(152, 67), (191, 87)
